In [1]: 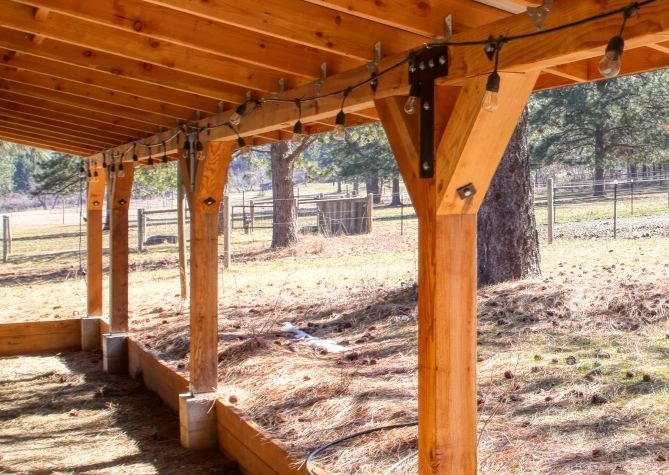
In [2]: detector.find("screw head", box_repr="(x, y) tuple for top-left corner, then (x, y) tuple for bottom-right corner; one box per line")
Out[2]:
(418, 61), (426, 70)
(428, 59), (435, 68)
(203, 197), (216, 206)
(422, 162), (430, 171)
(423, 101), (431, 111)
(438, 55), (446, 65)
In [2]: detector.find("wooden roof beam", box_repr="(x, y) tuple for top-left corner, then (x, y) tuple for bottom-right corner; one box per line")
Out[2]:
(90, 0), (669, 161)
(0, 127), (98, 154)
(0, 90), (157, 135)
(141, 0), (429, 60)
(303, 0), (509, 37)
(0, 27), (247, 103)
(0, 79), (176, 129)
(15, 0), (361, 78)
(0, 1), (301, 93)
(0, 116), (115, 148)
(0, 65), (201, 121)
(0, 106), (131, 142)
(0, 95), (138, 139)
(0, 132), (91, 155)
(0, 48), (220, 113)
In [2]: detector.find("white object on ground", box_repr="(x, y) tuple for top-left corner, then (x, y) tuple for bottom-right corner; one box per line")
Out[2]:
(280, 322), (347, 353)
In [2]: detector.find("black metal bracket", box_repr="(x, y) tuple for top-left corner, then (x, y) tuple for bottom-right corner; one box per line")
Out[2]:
(408, 44), (449, 179)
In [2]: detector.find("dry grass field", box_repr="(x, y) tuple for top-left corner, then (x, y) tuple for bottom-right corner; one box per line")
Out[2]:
(1, 203), (668, 474)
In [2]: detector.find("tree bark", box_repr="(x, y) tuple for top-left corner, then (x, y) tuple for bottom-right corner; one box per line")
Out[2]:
(478, 109), (540, 286)
(270, 137), (315, 248)
(390, 176), (402, 206)
(366, 176), (380, 204)
(271, 142), (298, 248)
(593, 125), (605, 196)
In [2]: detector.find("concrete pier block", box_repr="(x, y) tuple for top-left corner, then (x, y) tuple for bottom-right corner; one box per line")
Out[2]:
(179, 392), (218, 450)
(102, 333), (128, 374)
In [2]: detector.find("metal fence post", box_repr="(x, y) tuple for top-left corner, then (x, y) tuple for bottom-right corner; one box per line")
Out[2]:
(2, 215), (9, 263)
(223, 195), (231, 269)
(137, 208), (145, 252)
(547, 178), (554, 244)
(630, 179), (635, 215)
(613, 180), (618, 239)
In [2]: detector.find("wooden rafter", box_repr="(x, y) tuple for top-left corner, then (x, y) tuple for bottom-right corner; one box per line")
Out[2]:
(303, 0), (509, 36)
(14, 0), (361, 78)
(87, 0), (669, 163)
(0, 49), (219, 113)
(0, 27), (247, 103)
(0, 66), (198, 120)
(142, 0), (429, 60)
(0, 1), (300, 93)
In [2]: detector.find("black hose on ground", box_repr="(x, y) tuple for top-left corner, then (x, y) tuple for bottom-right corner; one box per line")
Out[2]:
(305, 421), (417, 475)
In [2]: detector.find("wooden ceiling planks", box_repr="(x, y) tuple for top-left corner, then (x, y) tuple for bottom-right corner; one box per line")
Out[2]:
(0, 0), (667, 157)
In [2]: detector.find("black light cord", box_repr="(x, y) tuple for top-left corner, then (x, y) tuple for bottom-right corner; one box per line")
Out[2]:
(89, 1), (656, 171)
(305, 421), (417, 475)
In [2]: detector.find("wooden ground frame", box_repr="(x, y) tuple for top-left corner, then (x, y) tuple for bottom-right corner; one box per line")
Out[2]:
(0, 318), (315, 475)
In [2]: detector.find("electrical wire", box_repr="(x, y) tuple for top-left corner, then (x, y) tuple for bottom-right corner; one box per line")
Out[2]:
(305, 421), (417, 475)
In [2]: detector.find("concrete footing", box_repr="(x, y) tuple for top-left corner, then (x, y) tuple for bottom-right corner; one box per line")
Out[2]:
(102, 333), (128, 374)
(81, 317), (101, 351)
(179, 392), (217, 450)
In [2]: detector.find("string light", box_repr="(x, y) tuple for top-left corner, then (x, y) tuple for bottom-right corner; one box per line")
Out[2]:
(92, 1), (654, 180)
(482, 38), (503, 113)
(292, 99), (304, 143)
(117, 156), (125, 178)
(79, 162), (86, 178)
(599, 4), (639, 78)
(195, 138), (205, 161)
(147, 146), (153, 166)
(132, 143), (138, 162)
(332, 88), (351, 141)
(162, 142), (168, 164)
(182, 136), (191, 159)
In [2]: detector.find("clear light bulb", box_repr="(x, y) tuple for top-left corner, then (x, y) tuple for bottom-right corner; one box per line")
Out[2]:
(482, 71), (500, 113)
(196, 141), (205, 161)
(91, 171), (99, 183)
(599, 36), (624, 79)
(116, 165), (125, 178)
(292, 120), (304, 143)
(404, 95), (418, 115)
(332, 124), (346, 141)
(333, 110), (346, 141)
(482, 91), (499, 112)
(229, 111), (241, 127)
(598, 52), (621, 79)
(181, 140), (191, 159)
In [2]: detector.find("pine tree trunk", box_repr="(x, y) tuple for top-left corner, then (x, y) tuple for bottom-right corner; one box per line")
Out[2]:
(593, 126), (605, 196)
(366, 176), (380, 204)
(390, 176), (402, 206)
(478, 109), (540, 286)
(271, 142), (298, 248)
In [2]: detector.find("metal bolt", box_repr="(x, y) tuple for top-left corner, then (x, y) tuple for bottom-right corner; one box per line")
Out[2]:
(438, 55), (446, 65)
(409, 64), (416, 73)
(423, 101), (431, 111)
(428, 59), (435, 68)
(419, 61), (426, 70)
(422, 162), (430, 171)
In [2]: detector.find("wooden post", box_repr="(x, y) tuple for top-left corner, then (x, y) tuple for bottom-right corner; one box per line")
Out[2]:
(109, 165), (134, 334)
(183, 141), (234, 394)
(376, 70), (538, 475)
(177, 164), (188, 300)
(2, 215), (8, 263)
(249, 199), (255, 232)
(222, 194), (231, 270)
(86, 167), (106, 316)
(547, 178), (554, 244)
(137, 208), (145, 252)
(366, 193), (373, 233)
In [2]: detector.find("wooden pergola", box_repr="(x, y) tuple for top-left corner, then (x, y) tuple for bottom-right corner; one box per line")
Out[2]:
(2, 0), (669, 473)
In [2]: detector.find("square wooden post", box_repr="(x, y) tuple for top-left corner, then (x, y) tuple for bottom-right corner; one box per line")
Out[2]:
(104, 163), (134, 374)
(109, 164), (134, 334)
(178, 140), (234, 450)
(86, 164), (106, 318)
(83, 163), (106, 352)
(376, 71), (538, 474)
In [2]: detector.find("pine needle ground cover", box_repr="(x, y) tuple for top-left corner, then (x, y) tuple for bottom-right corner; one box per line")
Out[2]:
(1, 207), (668, 474)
